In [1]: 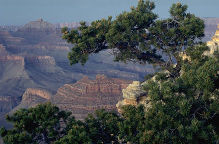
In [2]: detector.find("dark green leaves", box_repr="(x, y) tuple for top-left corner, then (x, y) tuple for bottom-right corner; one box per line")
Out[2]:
(63, 1), (205, 80)
(0, 103), (72, 144)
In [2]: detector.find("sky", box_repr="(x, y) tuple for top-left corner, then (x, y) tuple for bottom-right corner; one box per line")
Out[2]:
(0, 0), (219, 25)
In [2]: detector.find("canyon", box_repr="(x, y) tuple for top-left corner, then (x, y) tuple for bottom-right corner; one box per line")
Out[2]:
(0, 18), (218, 127)
(13, 75), (131, 120)
(0, 19), (152, 127)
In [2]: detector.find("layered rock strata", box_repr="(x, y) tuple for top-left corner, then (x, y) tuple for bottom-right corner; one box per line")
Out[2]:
(20, 18), (55, 32)
(53, 75), (132, 119)
(0, 44), (7, 55)
(0, 31), (23, 44)
(0, 96), (18, 114)
(25, 56), (56, 66)
(0, 55), (24, 65)
(12, 88), (52, 112)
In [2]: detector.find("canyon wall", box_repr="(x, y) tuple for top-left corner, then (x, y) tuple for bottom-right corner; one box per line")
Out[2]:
(52, 75), (132, 119)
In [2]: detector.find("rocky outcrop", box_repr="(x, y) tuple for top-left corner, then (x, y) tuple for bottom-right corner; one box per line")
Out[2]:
(205, 24), (219, 56)
(203, 18), (219, 41)
(0, 55), (24, 65)
(0, 96), (18, 114)
(0, 31), (24, 44)
(0, 44), (7, 56)
(25, 56), (56, 66)
(35, 43), (70, 51)
(12, 88), (52, 112)
(116, 81), (147, 113)
(117, 25), (219, 113)
(53, 75), (132, 119)
(0, 55), (26, 80)
(23, 88), (51, 100)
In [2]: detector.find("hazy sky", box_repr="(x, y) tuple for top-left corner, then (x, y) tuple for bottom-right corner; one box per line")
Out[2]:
(0, 0), (219, 25)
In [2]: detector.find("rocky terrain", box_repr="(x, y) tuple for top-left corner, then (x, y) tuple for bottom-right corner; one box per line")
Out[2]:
(206, 24), (219, 55)
(0, 19), (152, 127)
(12, 88), (52, 112)
(13, 75), (131, 120)
(203, 18), (219, 41)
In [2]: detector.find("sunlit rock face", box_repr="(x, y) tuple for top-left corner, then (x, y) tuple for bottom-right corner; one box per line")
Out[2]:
(205, 24), (219, 56)
(11, 88), (52, 113)
(10, 75), (131, 120)
(116, 81), (147, 113)
(53, 74), (132, 120)
(117, 24), (219, 114)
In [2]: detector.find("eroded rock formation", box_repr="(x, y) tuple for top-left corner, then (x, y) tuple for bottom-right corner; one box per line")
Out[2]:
(12, 88), (52, 112)
(25, 56), (56, 66)
(205, 24), (219, 56)
(20, 18), (55, 32)
(0, 55), (24, 65)
(116, 24), (219, 113)
(0, 44), (7, 56)
(116, 81), (147, 113)
(0, 96), (18, 115)
(53, 75), (132, 119)
(0, 31), (23, 44)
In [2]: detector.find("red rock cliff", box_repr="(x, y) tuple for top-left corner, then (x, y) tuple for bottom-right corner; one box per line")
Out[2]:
(11, 88), (52, 113)
(53, 75), (132, 119)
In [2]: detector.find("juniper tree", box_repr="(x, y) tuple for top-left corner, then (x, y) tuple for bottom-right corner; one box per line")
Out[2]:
(0, 103), (71, 144)
(62, 0), (204, 78)
(119, 45), (219, 143)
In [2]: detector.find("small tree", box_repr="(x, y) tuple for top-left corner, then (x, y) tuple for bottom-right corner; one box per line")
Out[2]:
(55, 118), (91, 144)
(85, 109), (121, 144)
(0, 103), (71, 144)
(56, 109), (122, 144)
(62, 0), (204, 78)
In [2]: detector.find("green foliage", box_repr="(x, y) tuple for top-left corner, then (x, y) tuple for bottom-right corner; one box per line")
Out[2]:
(63, 0), (162, 65)
(185, 44), (209, 61)
(62, 0), (204, 78)
(62, 18), (112, 65)
(57, 109), (122, 144)
(118, 105), (146, 143)
(0, 103), (71, 144)
(1, 107), (121, 144)
(1, 52), (218, 143)
(55, 118), (91, 144)
(119, 53), (219, 143)
(84, 109), (121, 144)
(1, 1), (217, 144)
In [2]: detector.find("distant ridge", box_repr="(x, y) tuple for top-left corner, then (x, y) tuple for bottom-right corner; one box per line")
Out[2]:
(19, 18), (55, 31)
